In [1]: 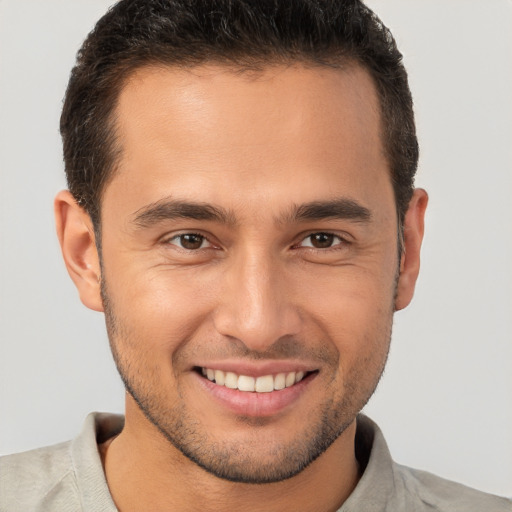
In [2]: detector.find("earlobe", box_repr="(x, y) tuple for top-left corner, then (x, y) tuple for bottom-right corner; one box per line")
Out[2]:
(395, 188), (428, 311)
(54, 190), (104, 312)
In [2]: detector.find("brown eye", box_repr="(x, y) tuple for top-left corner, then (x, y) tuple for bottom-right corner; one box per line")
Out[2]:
(169, 233), (209, 250)
(300, 233), (342, 249)
(310, 233), (334, 248)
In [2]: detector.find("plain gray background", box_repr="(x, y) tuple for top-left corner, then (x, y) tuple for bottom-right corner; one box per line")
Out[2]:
(0, 0), (511, 497)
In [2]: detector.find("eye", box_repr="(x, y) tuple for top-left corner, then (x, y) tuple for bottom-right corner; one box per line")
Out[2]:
(167, 233), (211, 250)
(299, 232), (345, 249)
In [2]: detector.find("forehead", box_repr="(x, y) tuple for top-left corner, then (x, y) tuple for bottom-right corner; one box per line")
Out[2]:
(105, 63), (390, 221)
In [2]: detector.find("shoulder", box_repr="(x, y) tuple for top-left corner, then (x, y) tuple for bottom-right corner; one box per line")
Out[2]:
(0, 441), (82, 511)
(393, 463), (512, 512)
(349, 415), (511, 512)
(0, 412), (123, 512)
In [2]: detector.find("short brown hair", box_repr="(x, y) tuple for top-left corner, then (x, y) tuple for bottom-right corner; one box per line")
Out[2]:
(61, 0), (418, 233)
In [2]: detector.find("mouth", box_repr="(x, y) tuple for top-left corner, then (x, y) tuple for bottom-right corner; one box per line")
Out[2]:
(195, 366), (317, 393)
(193, 365), (319, 417)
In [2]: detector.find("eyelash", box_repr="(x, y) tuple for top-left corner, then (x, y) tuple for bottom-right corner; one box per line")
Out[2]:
(165, 232), (214, 250)
(296, 232), (349, 251)
(164, 231), (349, 252)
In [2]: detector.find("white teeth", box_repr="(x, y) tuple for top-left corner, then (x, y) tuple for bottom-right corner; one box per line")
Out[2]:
(224, 372), (238, 389)
(255, 375), (274, 393)
(274, 373), (286, 390)
(285, 372), (296, 387)
(238, 375), (256, 392)
(201, 368), (310, 392)
(214, 369), (225, 386)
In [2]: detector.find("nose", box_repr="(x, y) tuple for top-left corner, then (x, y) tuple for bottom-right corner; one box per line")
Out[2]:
(212, 248), (302, 352)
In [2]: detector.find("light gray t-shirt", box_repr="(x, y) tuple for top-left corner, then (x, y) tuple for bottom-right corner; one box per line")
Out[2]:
(0, 413), (510, 511)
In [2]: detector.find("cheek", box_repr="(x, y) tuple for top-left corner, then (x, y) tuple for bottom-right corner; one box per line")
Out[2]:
(295, 265), (395, 364)
(297, 261), (396, 322)
(104, 265), (217, 359)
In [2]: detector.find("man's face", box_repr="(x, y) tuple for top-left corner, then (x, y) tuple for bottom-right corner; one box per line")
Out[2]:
(98, 63), (400, 483)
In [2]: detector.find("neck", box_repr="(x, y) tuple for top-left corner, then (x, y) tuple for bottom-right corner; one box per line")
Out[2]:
(102, 402), (360, 512)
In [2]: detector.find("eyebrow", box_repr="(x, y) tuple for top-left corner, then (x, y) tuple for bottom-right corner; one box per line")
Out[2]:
(131, 196), (372, 229)
(286, 198), (372, 224)
(132, 198), (236, 228)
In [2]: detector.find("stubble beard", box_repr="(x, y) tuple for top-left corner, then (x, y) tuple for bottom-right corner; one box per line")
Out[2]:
(101, 279), (393, 484)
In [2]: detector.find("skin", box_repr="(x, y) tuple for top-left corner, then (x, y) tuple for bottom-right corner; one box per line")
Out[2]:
(55, 63), (427, 512)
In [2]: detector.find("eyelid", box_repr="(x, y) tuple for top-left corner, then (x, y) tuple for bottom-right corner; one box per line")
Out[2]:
(162, 231), (217, 250)
(160, 230), (351, 251)
(295, 231), (351, 249)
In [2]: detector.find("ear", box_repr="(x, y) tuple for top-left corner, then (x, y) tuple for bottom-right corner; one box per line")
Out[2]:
(54, 190), (104, 312)
(395, 188), (428, 311)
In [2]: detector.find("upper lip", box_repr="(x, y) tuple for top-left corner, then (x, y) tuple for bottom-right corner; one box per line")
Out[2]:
(193, 360), (319, 377)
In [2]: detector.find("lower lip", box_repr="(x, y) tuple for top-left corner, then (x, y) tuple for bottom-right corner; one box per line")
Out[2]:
(195, 372), (317, 417)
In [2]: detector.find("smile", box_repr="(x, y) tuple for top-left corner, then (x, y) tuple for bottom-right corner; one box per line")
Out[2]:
(200, 367), (309, 393)
(194, 365), (319, 417)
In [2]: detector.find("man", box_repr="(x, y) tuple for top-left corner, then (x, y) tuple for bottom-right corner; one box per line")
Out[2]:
(0, 1), (510, 510)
